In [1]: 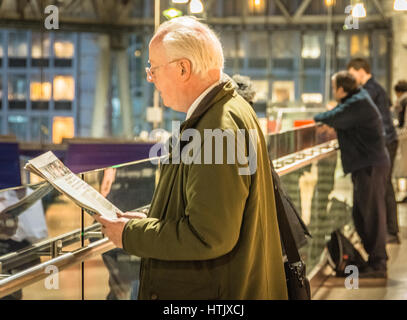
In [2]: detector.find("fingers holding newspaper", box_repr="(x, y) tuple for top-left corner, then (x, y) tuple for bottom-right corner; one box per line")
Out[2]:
(117, 211), (147, 219)
(94, 211), (146, 248)
(94, 214), (128, 249)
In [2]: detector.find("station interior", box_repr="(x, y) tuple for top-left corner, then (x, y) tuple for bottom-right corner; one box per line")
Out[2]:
(1, 0), (407, 300)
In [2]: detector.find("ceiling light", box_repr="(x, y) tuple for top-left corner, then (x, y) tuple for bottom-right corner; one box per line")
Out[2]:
(163, 8), (183, 19)
(394, 0), (407, 11)
(190, 0), (204, 14)
(352, 3), (366, 18)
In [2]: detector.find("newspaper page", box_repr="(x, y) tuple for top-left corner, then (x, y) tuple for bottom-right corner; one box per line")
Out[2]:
(24, 151), (121, 219)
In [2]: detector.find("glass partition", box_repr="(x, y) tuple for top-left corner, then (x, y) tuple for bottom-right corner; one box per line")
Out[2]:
(0, 156), (159, 300)
(280, 151), (354, 273)
(267, 123), (337, 160)
(81, 159), (158, 300)
(0, 182), (82, 299)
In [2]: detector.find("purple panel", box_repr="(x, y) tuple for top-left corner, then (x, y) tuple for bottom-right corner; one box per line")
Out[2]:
(65, 143), (157, 173)
(0, 143), (21, 189)
(19, 149), (66, 161)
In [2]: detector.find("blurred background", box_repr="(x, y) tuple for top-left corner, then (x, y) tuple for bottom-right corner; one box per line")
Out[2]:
(0, 0), (404, 145)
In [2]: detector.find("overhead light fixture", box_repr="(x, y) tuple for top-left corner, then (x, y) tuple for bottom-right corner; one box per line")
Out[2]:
(163, 8), (183, 19)
(394, 0), (407, 11)
(352, 3), (366, 18)
(324, 0), (336, 6)
(189, 0), (204, 14)
(172, 0), (188, 3)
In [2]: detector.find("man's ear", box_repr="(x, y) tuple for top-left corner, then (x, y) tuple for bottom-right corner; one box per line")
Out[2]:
(338, 87), (346, 98)
(179, 59), (191, 80)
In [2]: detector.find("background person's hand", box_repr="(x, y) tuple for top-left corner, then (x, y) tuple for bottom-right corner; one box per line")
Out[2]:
(100, 168), (117, 197)
(0, 214), (18, 240)
(326, 101), (337, 110)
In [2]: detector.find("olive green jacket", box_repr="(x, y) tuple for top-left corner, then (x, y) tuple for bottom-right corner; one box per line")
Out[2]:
(123, 81), (288, 300)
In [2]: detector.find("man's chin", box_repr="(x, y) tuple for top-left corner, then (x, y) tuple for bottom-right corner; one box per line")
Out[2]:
(162, 102), (185, 113)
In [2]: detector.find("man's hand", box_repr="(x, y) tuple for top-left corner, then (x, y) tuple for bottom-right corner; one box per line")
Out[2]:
(326, 101), (337, 110)
(94, 212), (146, 248)
(0, 214), (18, 240)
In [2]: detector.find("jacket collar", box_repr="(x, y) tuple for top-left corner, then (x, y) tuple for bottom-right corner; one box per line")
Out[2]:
(364, 76), (376, 88)
(181, 80), (236, 131)
(162, 80), (236, 161)
(340, 87), (361, 104)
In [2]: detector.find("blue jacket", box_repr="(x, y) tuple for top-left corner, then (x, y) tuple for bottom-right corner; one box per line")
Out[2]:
(314, 88), (389, 174)
(364, 77), (398, 144)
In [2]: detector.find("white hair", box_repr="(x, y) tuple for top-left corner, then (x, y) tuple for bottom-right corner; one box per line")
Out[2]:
(153, 16), (224, 77)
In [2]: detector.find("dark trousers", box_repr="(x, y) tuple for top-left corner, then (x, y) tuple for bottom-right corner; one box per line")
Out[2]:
(385, 140), (399, 235)
(351, 164), (389, 269)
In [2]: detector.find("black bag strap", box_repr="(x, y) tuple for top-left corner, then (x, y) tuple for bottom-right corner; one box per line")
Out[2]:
(272, 169), (302, 264)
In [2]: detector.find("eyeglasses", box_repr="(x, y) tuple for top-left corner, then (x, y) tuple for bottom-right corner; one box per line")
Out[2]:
(145, 59), (181, 81)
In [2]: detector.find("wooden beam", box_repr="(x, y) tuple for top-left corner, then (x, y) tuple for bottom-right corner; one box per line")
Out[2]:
(0, 0), (11, 18)
(372, 0), (387, 20)
(293, 0), (312, 20)
(16, 0), (29, 19)
(118, 0), (133, 22)
(92, 0), (107, 21)
(275, 0), (292, 23)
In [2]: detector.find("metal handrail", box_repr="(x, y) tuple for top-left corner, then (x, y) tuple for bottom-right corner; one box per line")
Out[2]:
(0, 223), (101, 272)
(274, 140), (339, 176)
(0, 237), (115, 298)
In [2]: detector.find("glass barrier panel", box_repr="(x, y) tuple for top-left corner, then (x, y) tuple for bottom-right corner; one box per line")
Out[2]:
(267, 105), (326, 132)
(16, 265), (82, 300)
(0, 181), (82, 299)
(268, 124), (336, 160)
(81, 158), (159, 300)
(279, 151), (354, 273)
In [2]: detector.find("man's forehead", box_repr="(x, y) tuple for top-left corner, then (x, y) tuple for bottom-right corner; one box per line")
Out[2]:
(148, 41), (166, 63)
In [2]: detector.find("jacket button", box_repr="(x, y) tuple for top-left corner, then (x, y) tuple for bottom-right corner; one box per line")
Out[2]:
(151, 293), (158, 300)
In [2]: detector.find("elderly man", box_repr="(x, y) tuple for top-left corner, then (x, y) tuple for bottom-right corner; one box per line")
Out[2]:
(95, 16), (288, 300)
(314, 71), (390, 278)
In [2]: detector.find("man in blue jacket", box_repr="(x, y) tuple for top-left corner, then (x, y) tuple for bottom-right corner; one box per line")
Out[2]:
(314, 71), (390, 278)
(347, 58), (400, 244)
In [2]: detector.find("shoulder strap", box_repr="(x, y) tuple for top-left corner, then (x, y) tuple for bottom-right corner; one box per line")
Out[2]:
(272, 167), (302, 263)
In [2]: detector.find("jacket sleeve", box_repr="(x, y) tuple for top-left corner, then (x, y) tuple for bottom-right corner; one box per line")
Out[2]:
(122, 137), (251, 261)
(314, 102), (359, 130)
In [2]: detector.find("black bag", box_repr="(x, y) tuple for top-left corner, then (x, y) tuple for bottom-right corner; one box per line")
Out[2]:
(326, 230), (367, 277)
(273, 171), (311, 300)
(270, 166), (311, 250)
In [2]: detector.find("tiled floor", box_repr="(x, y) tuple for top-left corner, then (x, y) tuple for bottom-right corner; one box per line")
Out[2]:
(313, 202), (407, 300)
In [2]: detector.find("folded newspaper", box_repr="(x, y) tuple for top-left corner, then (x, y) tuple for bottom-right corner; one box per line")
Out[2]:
(24, 151), (121, 219)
